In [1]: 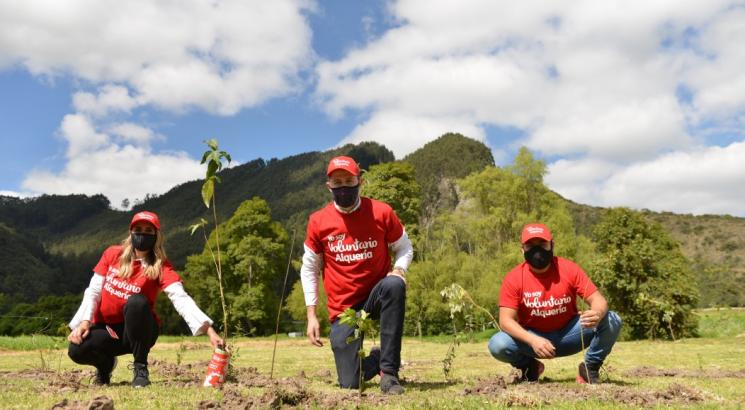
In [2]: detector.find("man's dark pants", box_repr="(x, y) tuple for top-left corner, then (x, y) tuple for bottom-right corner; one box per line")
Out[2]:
(329, 275), (406, 388)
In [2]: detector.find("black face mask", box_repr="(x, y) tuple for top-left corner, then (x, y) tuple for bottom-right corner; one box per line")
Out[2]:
(524, 245), (553, 270)
(331, 184), (360, 208)
(131, 233), (156, 252)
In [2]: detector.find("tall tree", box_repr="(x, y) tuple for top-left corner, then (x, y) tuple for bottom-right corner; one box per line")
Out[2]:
(183, 197), (288, 336)
(591, 208), (699, 340)
(362, 161), (422, 236)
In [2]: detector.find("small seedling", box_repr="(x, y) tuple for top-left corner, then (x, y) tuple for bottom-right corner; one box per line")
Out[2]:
(338, 308), (376, 394)
(189, 138), (232, 342)
(440, 283), (500, 380)
(176, 338), (187, 366)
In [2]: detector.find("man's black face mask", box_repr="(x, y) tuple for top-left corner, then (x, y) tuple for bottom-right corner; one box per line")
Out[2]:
(331, 184), (359, 208)
(524, 245), (553, 270)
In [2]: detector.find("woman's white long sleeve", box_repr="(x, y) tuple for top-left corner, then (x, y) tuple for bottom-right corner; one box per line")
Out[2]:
(69, 274), (104, 329)
(299, 245), (322, 306)
(389, 230), (414, 271)
(163, 282), (213, 336)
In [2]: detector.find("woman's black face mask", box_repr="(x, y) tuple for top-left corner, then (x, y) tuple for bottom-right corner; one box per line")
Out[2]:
(524, 244), (553, 270)
(131, 233), (156, 252)
(331, 184), (360, 208)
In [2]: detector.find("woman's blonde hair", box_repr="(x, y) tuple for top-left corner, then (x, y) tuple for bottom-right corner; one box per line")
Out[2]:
(117, 229), (167, 280)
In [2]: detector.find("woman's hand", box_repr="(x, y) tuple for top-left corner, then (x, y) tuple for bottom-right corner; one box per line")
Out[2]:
(68, 320), (91, 345)
(206, 326), (224, 350)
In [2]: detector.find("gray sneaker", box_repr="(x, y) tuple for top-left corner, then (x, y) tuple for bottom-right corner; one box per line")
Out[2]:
(380, 372), (404, 395)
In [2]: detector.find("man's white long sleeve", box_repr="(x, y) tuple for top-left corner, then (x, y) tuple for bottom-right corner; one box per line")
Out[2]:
(300, 245), (322, 306)
(390, 230), (414, 271)
(163, 282), (213, 336)
(69, 274), (103, 330)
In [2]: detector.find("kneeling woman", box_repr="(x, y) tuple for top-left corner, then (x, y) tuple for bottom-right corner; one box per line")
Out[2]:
(67, 211), (223, 387)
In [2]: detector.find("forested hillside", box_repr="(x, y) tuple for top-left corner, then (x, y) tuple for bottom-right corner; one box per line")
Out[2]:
(1, 133), (743, 336)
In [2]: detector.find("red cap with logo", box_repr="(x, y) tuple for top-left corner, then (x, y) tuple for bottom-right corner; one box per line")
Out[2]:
(521, 223), (552, 244)
(130, 211), (161, 230)
(326, 156), (360, 177)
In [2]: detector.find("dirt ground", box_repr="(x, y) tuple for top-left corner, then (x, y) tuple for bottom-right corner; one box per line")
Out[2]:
(1, 361), (732, 409)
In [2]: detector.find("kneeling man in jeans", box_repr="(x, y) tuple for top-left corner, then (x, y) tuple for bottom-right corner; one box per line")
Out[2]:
(489, 223), (622, 383)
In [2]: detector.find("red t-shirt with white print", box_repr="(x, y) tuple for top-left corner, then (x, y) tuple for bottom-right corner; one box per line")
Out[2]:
(499, 257), (597, 333)
(305, 197), (405, 322)
(92, 245), (181, 326)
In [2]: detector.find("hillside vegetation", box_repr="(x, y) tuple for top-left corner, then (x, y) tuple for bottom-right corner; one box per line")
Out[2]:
(1, 133), (743, 337)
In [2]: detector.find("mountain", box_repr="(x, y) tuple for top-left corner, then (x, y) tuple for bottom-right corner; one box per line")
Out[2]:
(1, 134), (743, 318)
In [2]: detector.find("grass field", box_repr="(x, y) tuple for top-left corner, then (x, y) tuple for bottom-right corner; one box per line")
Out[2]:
(1, 309), (744, 409)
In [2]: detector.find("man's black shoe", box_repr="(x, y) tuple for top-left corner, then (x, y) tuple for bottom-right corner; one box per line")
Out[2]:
(380, 372), (404, 395)
(577, 361), (601, 384)
(517, 359), (544, 382)
(364, 346), (381, 381)
(131, 362), (150, 388)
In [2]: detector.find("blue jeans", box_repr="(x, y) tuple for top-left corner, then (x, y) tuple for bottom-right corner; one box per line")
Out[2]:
(488, 311), (622, 368)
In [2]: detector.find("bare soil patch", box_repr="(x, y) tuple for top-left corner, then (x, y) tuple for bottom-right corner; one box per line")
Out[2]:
(51, 395), (113, 410)
(463, 376), (713, 408)
(624, 366), (745, 378)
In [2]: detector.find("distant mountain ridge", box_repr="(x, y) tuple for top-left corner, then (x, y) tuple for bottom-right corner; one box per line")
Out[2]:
(1, 133), (743, 313)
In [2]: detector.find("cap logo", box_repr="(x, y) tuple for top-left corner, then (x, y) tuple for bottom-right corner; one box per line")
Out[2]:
(333, 158), (351, 167)
(136, 212), (154, 221)
(526, 226), (544, 234)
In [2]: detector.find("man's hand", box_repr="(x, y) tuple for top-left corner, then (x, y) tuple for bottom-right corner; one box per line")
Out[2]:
(579, 309), (602, 329)
(306, 310), (323, 347)
(386, 267), (406, 284)
(68, 320), (91, 345)
(206, 326), (224, 350)
(530, 335), (556, 359)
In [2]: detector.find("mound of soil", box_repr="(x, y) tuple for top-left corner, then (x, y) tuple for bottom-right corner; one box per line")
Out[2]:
(463, 379), (712, 407)
(51, 395), (113, 410)
(624, 366), (745, 379)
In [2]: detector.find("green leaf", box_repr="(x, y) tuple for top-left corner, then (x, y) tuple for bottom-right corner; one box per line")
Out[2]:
(222, 152), (232, 163)
(189, 223), (202, 236)
(200, 150), (210, 165)
(201, 179), (214, 208)
(206, 138), (218, 151)
(206, 160), (218, 179)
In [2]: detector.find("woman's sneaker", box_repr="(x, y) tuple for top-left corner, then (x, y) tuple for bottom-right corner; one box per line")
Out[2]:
(93, 357), (117, 386)
(577, 361), (601, 384)
(131, 362), (150, 388)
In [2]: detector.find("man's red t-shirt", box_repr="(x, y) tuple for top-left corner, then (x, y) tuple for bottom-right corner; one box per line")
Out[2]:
(92, 245), (181, 326)
(305, 197), (404, 321)
(499, 257), (597, 333)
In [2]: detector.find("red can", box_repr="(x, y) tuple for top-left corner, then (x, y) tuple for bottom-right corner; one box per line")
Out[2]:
(203, 347), (230, 388)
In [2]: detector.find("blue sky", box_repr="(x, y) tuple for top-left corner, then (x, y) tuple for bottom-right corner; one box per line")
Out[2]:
(1, 1), (744, 215)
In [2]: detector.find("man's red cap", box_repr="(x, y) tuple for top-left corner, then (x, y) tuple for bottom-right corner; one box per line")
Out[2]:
(521, 223), (552, 244)
(130, 211), (161, 230)
(326, 156), (360, 177)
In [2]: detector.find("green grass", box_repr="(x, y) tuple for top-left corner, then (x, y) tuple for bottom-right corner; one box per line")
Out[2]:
(1, 309), (744, 408)
(1, 332), (745, 408)
(695, 308), (745, 338)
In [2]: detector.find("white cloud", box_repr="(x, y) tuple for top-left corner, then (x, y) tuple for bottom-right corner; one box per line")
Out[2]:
(316, 0), (745, 215)
(72, 85), (138, 117)
(2, 0), (315, 208)
(59, 114), (109, 157)
(22, 139), (203, 210)
(0, 0), (315, 115)
(108, 122), (162, 146)
(598, 140), (745, 216)
(547, 140), (745, 216)
(338, 111), (486, 157)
